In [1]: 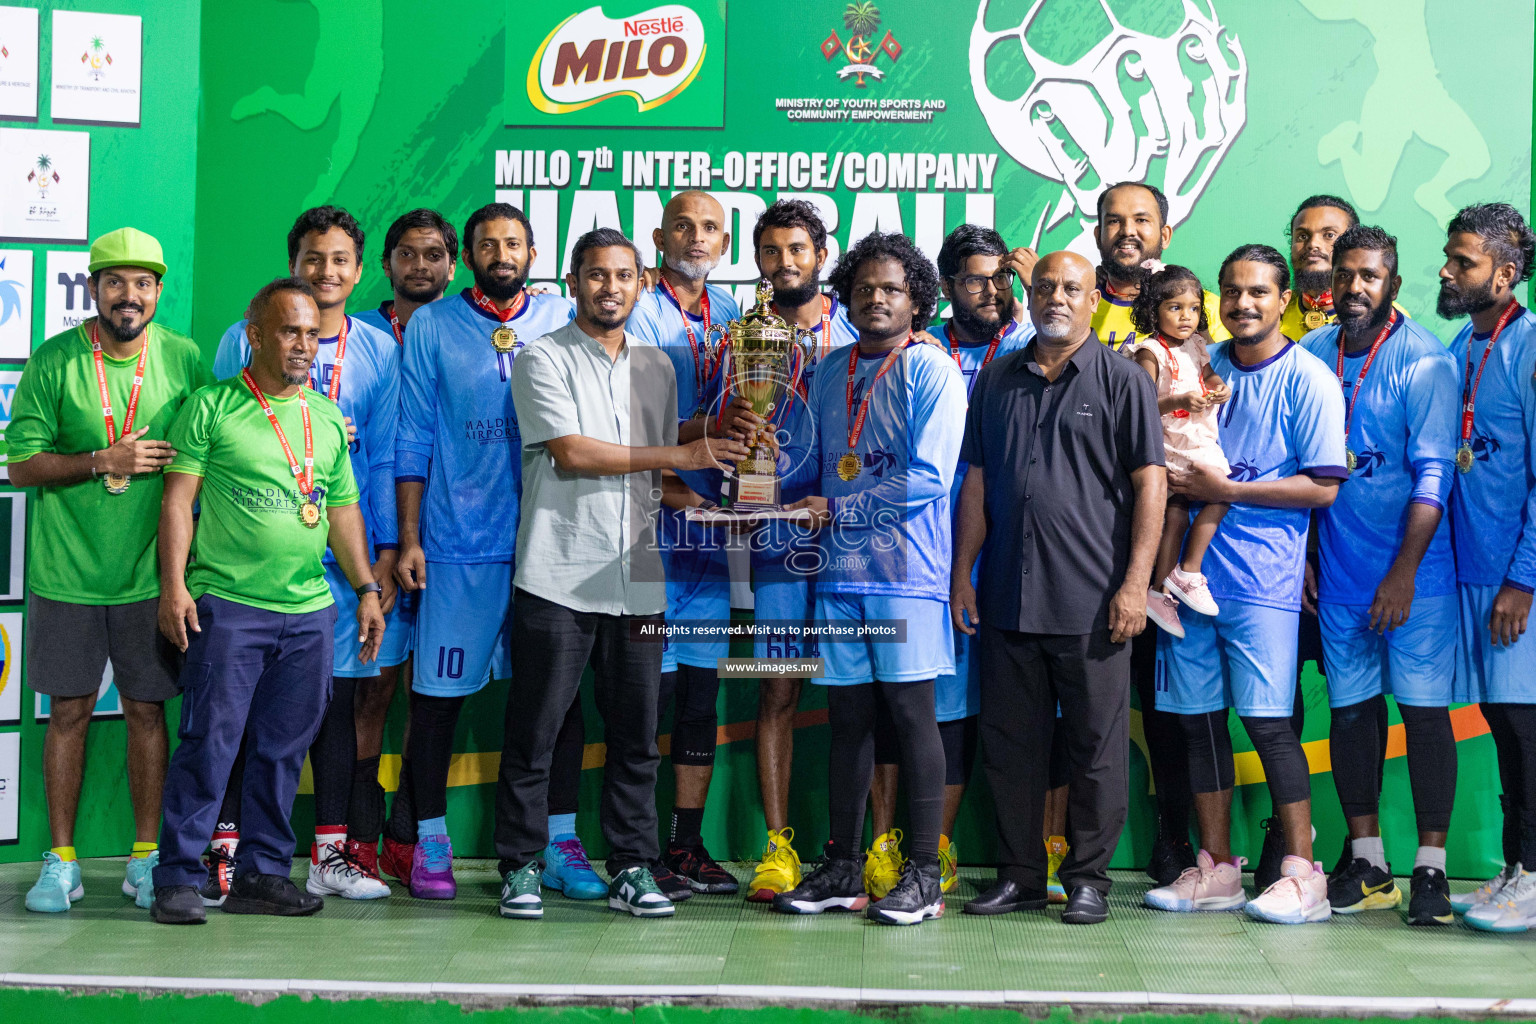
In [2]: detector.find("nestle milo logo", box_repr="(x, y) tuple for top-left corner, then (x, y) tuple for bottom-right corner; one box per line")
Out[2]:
(527, 5), (707, 116)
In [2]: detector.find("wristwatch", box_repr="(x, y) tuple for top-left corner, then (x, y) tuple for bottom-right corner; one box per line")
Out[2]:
(355, 581), (383, 599)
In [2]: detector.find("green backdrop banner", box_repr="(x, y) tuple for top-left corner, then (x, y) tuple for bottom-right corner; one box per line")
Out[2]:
(3, 0), (1534, 879)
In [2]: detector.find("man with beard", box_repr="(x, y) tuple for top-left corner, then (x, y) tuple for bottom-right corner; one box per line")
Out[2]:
(1301, 226), (1459, 926)
(1282, 195), (1358, 340)
(494, 228), (747, 920)
(209, 207), (399, 903)
(1440, 204), (1536, 932)
(742, 199), (859, 903)
(955, 251), (1164, 926)
(1148, 245), (1344, 925)
(392, 203), (603, 902)
(357, 208), (459, 345)
(150, 277), (384, 923)
(11, 228), (211, 913)
(625, 191), (743, 899)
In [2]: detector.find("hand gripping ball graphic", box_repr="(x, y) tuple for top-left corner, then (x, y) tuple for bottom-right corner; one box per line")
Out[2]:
(970, 0), (1248, 258)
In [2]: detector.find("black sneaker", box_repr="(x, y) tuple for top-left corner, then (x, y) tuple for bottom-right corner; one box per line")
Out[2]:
(772, 850), (868, 914)
(151, 884), (207, 925)
(1327, 856), (1401, 913)
(199, 844), (235, 907)
(1407, 865), (1454, 926)
(1254, 817), (1285, 892)
(222, 872), (323, 916)
(1146, 835), (1197, 887)
(647, 859), (694, 902)
(867, 860), (943, 925)
(664, 841), (740, 895)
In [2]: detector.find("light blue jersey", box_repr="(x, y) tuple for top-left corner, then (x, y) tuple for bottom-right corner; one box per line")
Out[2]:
(1300, 317), (1457, 605)
(354, 301), (405, 347)
(1201, 340), (1348, 611)
(780, 339), (968, 599)
(396, 289), (573, 564)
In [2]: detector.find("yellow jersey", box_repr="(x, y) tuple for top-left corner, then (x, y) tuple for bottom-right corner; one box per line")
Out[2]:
(1280, 293), (1412, 342)
(1091, 289), (1228, 352)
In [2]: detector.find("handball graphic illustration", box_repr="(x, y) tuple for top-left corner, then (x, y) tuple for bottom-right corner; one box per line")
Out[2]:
(970, 0), (1247, 255)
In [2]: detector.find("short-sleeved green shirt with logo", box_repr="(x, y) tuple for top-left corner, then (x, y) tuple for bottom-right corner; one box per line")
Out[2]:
(166, 375), (358, 614)
(7, 321), (215, 605)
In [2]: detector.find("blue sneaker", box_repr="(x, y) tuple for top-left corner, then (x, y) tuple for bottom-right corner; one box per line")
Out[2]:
(133, 851), (160, 909)
(124, 851), (156, 897)
(26, 852), (83, 913)
(543, 834), (607, 899)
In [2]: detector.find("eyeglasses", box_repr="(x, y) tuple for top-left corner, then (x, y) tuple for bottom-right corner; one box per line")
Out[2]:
(955, 270), (1017, 295)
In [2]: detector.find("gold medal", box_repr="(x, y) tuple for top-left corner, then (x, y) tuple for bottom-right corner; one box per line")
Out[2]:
(1345, 447), (1357, 473)
(299, 500), (322, 528)
(1302, 309), (1327, 331)
(491, 326), (517, 353)
(836, 452), (861, 481)
(1456, 444), (1475, 473)
(102, 473), (130, 495)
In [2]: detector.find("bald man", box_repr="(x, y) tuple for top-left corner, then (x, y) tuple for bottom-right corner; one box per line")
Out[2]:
(953, 251), (1165, 924)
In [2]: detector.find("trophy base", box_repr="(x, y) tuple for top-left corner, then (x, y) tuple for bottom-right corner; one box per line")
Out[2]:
(686, 505), (814, 524)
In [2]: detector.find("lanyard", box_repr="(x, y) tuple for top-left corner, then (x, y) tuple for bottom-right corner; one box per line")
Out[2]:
(1335, 311), (1398, 445)
(385, 302), (404, 346)
(773, 295), (834, 364)
(242, 368), (314, 496)
(845, 337), (912, 449)
(1461, 301), (1522, 444)
(311, 316), (348, 402)
(90, 321), (149, 445)
(1152, 332), (1207, 419)
(659, 276), (712, 396)
(948, 321), (1009, 372)
(1301, 289), (1333, 313)
(469, 286), (526, 323)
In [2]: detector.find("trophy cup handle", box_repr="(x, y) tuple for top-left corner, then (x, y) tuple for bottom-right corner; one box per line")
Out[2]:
(705, 322), (730, 377)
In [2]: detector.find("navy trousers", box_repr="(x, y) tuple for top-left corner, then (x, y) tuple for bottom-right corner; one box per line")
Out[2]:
(154, 595), (336, 887)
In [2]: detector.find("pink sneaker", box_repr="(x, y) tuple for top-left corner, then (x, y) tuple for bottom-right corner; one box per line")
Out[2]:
(1144, 589), (1186, 639)
(1144, 849), (1246, 912)
(409, 834), (457, 900)
(1245, 855), (1330, 924)
(1165, 567), (1219, 616)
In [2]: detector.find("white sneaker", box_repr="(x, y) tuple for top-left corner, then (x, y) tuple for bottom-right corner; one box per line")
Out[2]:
(1145, 589), (1186, 639)
(1144, 849), (1246, 912)
(305, 841), (390, 900)
(1165, 567), (1220, 616)
(1465, 868), (1536, 933)
(1451, 865), (1516, 914)
(1245, 855), (1330, 924)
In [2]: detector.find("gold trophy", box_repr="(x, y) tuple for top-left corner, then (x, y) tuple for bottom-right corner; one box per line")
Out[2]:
(686, 280), (814, 523)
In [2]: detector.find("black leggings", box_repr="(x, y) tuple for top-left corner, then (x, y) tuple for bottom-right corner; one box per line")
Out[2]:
(218, 677), (358, 831)
(1332, 697), (1455, 832)
(1182, 710), (1311, 806)
(658, 664), (720, 767)
(1483, 703), (1536, 866)
(828, 680), (944, 867)
(1131, 631), (1192, 841)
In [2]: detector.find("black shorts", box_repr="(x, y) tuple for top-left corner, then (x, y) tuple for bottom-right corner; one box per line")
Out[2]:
(26, 593), (181, 702)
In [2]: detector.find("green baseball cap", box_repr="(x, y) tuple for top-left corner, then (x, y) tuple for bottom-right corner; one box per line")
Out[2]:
(88, 227), (167, 277)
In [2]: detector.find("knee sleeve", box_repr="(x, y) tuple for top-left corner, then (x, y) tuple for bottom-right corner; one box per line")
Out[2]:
(1242, 715), (1311, 807)
(1180, 710), (1235, 794)
(1047, 717), (1072, 790)
(939, 716), (978, 788)
(1329, 695), (1386, 820)
(668, 664), (720, 767)
(1397, 702), (1456, 834)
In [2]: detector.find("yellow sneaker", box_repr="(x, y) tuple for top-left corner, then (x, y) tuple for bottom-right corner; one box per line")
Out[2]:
(745, 828), (802, 902)
(1046, 835), (1068, 904)
(864, 829), (906, 901)
(938, 834), (959, 893)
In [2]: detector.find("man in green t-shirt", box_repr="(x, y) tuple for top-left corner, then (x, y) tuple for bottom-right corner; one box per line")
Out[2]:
(147, 277), (385, 925)
(8, 227), (214, 914)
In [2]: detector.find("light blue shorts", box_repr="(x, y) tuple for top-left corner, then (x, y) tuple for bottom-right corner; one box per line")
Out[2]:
(813, 592), (954, 686)
(934, 625), (978, 722)
(1455, 582), (1536, 704)
(1320, 594), (1456, 708)
(412, 561), (512, 697)
(752, 577), (820, 660)
(325, 562), (413, 677)
(661, 508), (731, 673)
(1156, 599), (1300, 717)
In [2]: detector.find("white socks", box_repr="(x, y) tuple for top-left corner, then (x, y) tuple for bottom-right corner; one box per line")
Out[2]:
(1414, 845), (1447, 873)
(1352, 835), (1387, 871)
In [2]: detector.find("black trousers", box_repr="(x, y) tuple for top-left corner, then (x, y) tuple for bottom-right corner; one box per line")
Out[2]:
(493, 589), (664, 875)
(979, 624), (1131, 894)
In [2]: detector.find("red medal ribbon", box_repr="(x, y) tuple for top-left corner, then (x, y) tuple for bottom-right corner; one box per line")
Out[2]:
(1152, 332), (1208, 419)
(90, 320), (149, 446)
(845, 336), (913, 450)
(469, 286), (526, 323)
(948, 321), (1009, 372)
(384, 302), (404, 346)
(659, 275), (713, 397)
(1301, 290), (1333, 313)
(242, 368), (315, 497)
(1461, 300), (1523, 444)
(1335, 311), (1398, 446)
(772, 294), (834, 364)
(310, 316), (348, 402)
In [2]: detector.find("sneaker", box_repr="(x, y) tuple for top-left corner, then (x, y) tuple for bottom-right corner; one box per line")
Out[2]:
(1450, 866), (1516, 915)
(1254, 816), (1285, 892)
(223, 872), (323, 916)
(1329, 836), (1353, 880)
(150, 884), (207, 925)
(306, 841), (390, 900)
(124, 851), (157, 897)
(864, 829), (905, 900)
(938, 835), (959, 894)
(608, 864), (675, 917)
(1046, 835), (1068, 904)
(543, 835), (607, 900)
(380, 835), (415, 884)
(648, 859), (695, 902)
(665, 840), (740, 894)
(499, 862), (544, 919)
(409, 834), (456, 900)
(1165, 566), (1219, 616)
(1327, 857), (1400, 914)
(133, 851), (159, 909)
(1144, 849), (1247, 912)
(773, 850), (869, 914)
(1244, 855), (1330, 924)
(1144, 589), (1186, 639)
(199, 843), (236, 907)
(867, 860), (944, 925)
(348, 839), (381, 881)
(1146, 834), (1197, 887)
(746, 827), (802, 902)
(25, 852), (83, 913)
(1407, 865), (1454, 926)
(1465, 869), (1536, 933)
